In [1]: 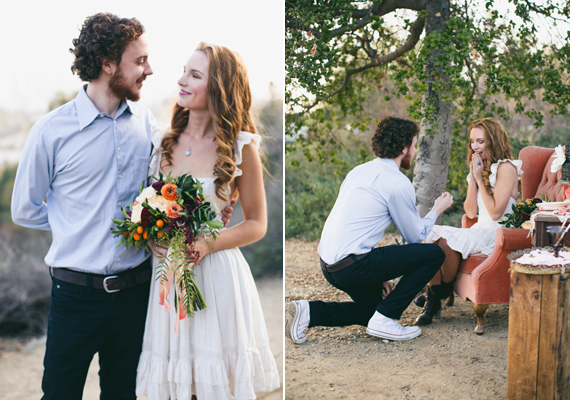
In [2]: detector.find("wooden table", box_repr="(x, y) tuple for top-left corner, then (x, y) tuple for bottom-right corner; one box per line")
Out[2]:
(507, 266), (570, 399)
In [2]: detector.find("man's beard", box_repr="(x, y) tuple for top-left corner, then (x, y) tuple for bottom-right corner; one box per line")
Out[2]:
(401, 152), (413, 170)
(109, 68), (141, 102)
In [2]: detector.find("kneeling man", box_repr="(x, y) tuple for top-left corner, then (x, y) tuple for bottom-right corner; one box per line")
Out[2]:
(286, 116), (453, 342)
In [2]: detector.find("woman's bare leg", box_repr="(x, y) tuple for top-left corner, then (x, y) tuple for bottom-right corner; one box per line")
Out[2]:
(428, 238), (461, 286)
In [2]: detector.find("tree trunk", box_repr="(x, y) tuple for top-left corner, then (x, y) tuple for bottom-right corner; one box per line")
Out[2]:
(412, 0), (452, 219)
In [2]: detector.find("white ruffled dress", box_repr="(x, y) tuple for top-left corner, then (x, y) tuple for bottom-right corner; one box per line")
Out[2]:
(136, 128), (280, 399)
(425, 159), (523, 259)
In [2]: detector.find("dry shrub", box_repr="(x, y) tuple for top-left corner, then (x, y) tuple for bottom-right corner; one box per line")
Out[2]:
(0, 226), (51, 337)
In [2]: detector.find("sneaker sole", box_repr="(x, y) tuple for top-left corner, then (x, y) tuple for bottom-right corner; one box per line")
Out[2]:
(366, 326), (421, 341)
(285, 302), (306, 344)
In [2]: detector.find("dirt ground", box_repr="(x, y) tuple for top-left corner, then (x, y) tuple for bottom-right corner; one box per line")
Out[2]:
(0, 277), (284, 400)
(285, 238), (510, 400)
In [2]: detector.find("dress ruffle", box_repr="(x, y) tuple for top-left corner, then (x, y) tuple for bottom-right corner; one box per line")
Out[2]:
(234, 132), (261, 178)
(136, 346), (279, 400)
(426, 224), (497, 259)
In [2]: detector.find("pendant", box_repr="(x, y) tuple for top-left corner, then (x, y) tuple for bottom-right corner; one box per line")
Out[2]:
(185, 150), (191, 156)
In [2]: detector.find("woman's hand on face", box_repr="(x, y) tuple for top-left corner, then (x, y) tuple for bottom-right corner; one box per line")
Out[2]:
(471, 153), (484, 183)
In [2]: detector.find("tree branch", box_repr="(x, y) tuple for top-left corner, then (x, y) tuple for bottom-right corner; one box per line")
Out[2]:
(351, 0), (428, 18)
(287, 0), (428, 40)
(300, 15), (426, 113)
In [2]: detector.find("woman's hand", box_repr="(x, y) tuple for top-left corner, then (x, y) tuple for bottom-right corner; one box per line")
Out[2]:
(187, 237), (211, 263)
(149, 239), (168, 259)
(471, 153), (484, 184)
(221, 199), (236, 227)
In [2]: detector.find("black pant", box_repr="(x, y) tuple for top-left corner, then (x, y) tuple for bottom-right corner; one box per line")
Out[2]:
(41, 274), (150, 400)
(309, 243), (444, 327)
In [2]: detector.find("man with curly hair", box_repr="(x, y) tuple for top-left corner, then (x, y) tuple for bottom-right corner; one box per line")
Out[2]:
(12, 12), (232, 400)
(10, 13), (154, 400)
(286, 116), (454, 342)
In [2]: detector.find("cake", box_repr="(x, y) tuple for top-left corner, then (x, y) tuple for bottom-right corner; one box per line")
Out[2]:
(562, 142), (570, 183)
(508, 247), (570, 275)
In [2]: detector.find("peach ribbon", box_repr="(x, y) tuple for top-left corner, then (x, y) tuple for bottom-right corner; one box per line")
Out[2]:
(158, 254), (188, 334)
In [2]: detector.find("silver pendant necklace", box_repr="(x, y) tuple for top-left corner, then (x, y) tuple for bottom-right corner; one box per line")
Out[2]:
(185, 146), (191, 157)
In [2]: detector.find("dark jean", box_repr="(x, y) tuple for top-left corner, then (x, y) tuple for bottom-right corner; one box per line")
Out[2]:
(309, 243), (444, 327)
(41, 273), (150, 400)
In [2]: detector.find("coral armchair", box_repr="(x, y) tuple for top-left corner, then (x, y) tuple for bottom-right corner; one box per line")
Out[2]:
(454, 146), (565, 334)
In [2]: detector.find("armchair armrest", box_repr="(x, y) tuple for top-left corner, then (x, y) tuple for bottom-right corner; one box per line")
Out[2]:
(469, 227), (532, 304)
(461, 214), (478, 229)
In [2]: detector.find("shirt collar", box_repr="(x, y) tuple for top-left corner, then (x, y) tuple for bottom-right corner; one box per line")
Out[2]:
(378, 157), (400, 171)
(76, 85), (138, 130)
(76, 85), (102, 131)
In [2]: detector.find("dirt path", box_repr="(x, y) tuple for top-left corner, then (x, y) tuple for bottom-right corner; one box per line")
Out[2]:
(0, 277), (283, 400)
(285, 238), (509, 400)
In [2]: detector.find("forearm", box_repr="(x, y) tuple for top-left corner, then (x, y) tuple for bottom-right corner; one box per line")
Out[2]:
(195, 217), (267, 255)
(464, 180), (478, 218)
(476, 178), (508, 220)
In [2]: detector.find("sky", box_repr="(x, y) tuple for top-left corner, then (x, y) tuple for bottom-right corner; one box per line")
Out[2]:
(0, 0), (284, 118)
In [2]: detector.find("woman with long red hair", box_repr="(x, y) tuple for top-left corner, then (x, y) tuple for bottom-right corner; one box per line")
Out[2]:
(136, 42), (279, 400)
(415, 117), (522, 325)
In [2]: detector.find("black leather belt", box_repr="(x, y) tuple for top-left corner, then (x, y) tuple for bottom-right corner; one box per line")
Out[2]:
(50, 258), (152, 293)
(320, 253), (368, 273)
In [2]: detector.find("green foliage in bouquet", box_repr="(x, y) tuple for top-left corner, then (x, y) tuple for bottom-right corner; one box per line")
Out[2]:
(499, 195), (549, 229)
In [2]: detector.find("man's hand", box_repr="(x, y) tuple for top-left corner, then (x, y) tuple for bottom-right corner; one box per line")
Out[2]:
(432, 192), (454, 215)
(221, 199), (236, 227)
(382, 281), (393, 297)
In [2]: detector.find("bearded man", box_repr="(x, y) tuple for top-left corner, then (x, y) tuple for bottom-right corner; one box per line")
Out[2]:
(286, 116), (454, 342)
(11, 13), (233, 400)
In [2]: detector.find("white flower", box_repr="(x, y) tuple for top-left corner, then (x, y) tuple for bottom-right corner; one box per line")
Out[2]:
(136, 186), (158, 204)
(147, 195), (171, 213)
(551, 145), (566, 173)
(131, 203), (143, 223)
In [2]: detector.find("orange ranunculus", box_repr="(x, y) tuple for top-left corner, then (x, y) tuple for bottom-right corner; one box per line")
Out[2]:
(526, 199), (532, 205)
(161, 184), (178, 201)
(166, 203), (183, 219)
(517, 202), (524, 206)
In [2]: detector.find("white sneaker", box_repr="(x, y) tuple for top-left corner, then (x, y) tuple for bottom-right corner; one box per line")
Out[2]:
(285, 300), (310, 344)
(366, 311), (421, 341)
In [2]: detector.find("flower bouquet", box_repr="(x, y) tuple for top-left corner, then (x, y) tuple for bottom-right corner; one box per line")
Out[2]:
(112, 172), (223, 331)
(499, 196), (548, 229)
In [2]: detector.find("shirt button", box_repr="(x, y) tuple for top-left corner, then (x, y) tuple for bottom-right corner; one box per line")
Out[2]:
(118, 174), (122, 179)
(118, 202), (122, 206)
(114, 121), (117, 125)
(117, 147), (121, 151)
(117, 258), (120, 262)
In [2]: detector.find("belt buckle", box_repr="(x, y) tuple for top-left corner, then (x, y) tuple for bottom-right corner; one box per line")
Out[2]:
(103, 275), (120, 293)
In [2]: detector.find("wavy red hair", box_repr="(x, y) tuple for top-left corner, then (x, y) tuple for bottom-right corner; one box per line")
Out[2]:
(160, 42), (256, 200)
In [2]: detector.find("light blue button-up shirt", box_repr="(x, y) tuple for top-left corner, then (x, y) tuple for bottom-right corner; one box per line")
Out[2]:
(12, 86), (153, 274)
(318, 157), (438, 265)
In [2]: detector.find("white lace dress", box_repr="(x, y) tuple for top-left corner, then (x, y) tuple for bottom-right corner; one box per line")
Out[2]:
(136, 128), (280, 399)
(425, 159), (523, 259)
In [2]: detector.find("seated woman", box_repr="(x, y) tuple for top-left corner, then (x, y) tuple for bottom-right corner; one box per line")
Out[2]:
(415, 117), (522, 325)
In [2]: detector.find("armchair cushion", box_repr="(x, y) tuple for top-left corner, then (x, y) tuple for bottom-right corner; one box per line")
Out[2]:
(458, 253), (487, 274)
(532, 149), (565, 201)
